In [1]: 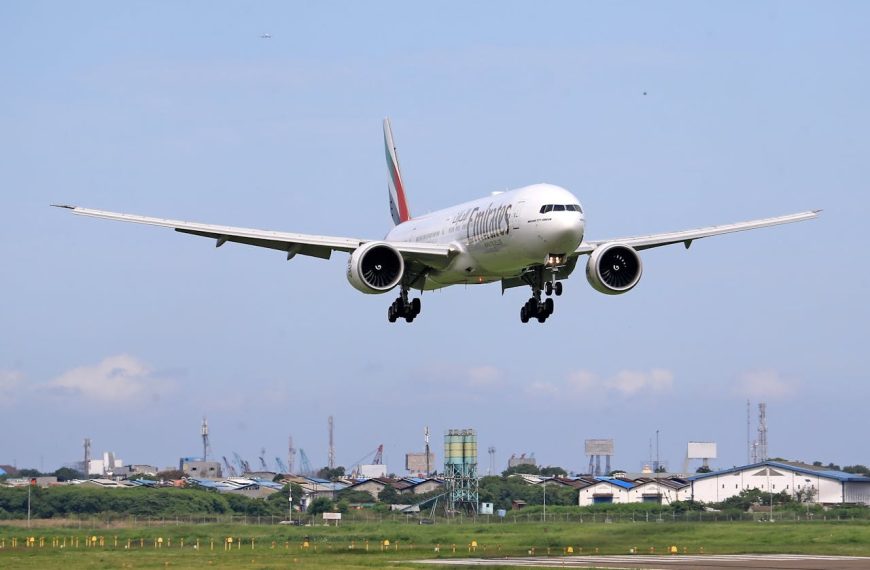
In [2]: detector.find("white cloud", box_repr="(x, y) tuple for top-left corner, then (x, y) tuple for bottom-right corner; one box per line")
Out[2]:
(736, 369), (796, 399)
(526, 380), (560, 397)
(529, 369), (675, 400)
(0, 370), (23, 404)
(465, 365), (503, 388)
(48, 355), (174, 404)
(606, 369), (674, 396)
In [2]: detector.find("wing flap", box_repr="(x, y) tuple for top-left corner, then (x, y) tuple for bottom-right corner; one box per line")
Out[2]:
(574, 210), (820, 255)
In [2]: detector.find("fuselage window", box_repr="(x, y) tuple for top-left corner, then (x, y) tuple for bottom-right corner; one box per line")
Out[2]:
(553, 204), (565, 211)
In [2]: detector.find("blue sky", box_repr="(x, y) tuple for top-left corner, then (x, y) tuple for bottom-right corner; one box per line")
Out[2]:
(1, 2), (867, 475)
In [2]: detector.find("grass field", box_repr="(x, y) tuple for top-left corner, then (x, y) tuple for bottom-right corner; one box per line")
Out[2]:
(2, 519), (870, 569)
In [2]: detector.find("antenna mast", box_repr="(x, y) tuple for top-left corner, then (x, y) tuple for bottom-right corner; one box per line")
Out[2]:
(424, 426), (431, 476)
(201, 417), (210, 461)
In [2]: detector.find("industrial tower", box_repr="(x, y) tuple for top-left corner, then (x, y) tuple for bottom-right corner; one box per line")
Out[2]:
(444, 429), (479, 513)
(83, 437), (91, 476)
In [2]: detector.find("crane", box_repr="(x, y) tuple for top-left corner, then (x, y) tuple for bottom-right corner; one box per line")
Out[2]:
(373, 444), (384, 464)
(349, 444), (385, 477)
(298, 449), (313, 476)
(233, 452), (251, 475)
(222, 456), (237, 477)
(259, 447), (269, 472)
(274, 457), (288, 474)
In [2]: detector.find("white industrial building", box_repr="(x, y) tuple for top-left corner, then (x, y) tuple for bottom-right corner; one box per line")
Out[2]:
(577, 478), (634, 506)
(688, 461), (870, 505)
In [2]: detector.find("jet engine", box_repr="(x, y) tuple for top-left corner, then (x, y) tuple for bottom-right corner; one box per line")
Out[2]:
(346, 241), (405, 294)
(586, 243), (643, 294)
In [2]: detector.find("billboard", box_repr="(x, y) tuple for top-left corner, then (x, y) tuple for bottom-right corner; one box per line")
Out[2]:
(405, 452), (435, 473)
(687, 442), (717, 459)
(585, 439), (614, 455)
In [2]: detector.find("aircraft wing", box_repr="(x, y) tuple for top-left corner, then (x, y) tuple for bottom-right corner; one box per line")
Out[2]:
(573, 210), (820, 255)
(52, 205), (455, 267)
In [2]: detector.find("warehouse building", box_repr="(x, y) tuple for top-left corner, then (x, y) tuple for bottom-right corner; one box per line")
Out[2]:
(689, 460), (870, 505)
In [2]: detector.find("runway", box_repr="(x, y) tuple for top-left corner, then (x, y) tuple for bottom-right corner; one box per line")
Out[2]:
(414, 554), (870, 569)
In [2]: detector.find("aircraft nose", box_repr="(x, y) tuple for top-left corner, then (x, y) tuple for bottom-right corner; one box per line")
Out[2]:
(548, 215), (585, 253)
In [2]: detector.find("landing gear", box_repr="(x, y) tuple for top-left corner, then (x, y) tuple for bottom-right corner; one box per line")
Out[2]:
(387, 287), (421, 323)
(520, 268), (562, 323)
(544, 280), (563, 296)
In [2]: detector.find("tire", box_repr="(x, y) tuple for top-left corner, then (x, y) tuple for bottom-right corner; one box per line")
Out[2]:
(544, 298), (554, 316)
(545, 282), (553, 296)
(388, 306), (397, 322)
(555, 281), (563, 296)
(520, 306), (529, 323)
(411, 298), (421, 316)
(405, 314), (415, 323)
(537, 314), (547, 323)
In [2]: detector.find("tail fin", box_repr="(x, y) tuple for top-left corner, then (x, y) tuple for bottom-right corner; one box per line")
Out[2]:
(384, 118), (411, 225)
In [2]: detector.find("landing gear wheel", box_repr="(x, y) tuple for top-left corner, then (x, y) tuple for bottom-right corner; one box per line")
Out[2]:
(411, 298), (421, 316)
(554, 281), (563, 296)
(544, 297), (554, 316)
(405, 314), (415, 323)
(520, 306), (529, 323)
(545, 282), (553, 296)
(537, 314), (547, 323)
(388, 306), (397, 322)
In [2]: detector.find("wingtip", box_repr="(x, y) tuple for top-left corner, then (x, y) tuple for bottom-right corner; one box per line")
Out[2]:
(51, 204), (76, 210)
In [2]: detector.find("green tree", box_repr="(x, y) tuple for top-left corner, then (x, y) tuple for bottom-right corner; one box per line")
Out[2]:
(316, 466), (346, 481)
(540, 466), (568, 477)
(53, 467), (83, 482)
(306, 497), (333, 516)
(696, 465), (712, 473)
(502, 463), (540, 476)
(378, 485), (400, 504)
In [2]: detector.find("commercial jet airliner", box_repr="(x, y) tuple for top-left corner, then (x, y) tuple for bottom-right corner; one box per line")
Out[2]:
(54, 119), (819, 324)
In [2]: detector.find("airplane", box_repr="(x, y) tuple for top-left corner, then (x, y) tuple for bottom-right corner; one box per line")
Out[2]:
(260, 33), (272, 39)
(53, 119), (819, 324)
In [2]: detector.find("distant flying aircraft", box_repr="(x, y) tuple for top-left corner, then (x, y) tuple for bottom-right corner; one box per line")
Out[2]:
(260, 33), (271, 39)
(54, 119), (819, 324)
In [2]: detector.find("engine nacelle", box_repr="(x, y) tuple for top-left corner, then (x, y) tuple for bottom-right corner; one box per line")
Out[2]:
(586, 243), (643, 295)
(346, 241), (405, 294)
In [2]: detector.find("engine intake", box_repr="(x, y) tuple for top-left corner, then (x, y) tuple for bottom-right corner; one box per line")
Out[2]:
(586, 243), (643, 294)
(346, 242), (404, 294)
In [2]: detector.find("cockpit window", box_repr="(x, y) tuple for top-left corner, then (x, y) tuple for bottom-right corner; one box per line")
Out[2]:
(553, 204), (565, 211)
(540, 204), (554, 213)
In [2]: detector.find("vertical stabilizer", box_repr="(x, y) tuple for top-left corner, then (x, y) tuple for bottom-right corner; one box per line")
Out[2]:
(384, 118), (411, 225)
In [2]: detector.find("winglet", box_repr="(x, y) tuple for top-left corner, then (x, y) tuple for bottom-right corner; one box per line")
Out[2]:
(384, 118), (411, 225)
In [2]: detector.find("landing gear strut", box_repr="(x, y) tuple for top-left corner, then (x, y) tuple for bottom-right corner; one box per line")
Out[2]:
(387, 286), (421, 323)
(520, 268), (562, 323)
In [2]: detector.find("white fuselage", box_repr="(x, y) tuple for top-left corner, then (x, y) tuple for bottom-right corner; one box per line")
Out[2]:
(385, 183), (585, 289)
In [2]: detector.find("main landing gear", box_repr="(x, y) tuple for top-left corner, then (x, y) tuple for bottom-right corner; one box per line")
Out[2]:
(520, 270), (563, 324)
(387, 286), (421, 323)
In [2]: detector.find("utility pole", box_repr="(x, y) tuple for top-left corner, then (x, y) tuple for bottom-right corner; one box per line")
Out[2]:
(328, 416), (335, 471)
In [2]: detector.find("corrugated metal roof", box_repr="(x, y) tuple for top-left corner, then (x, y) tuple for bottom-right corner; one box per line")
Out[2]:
(689, 461), (870, 483)
(594, 477), (635, 489)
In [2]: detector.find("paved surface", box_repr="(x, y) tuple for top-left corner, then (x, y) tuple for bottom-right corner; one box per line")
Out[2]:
(413, 554), (870, 569)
